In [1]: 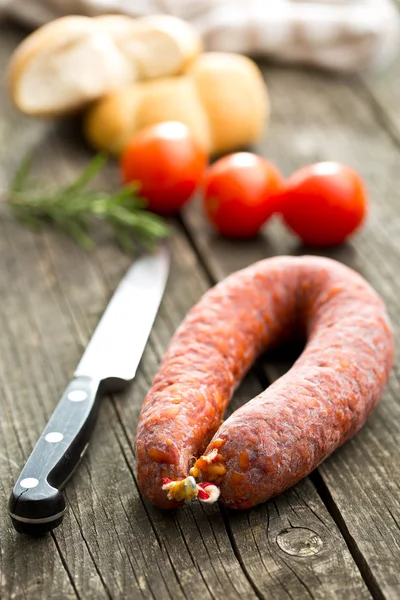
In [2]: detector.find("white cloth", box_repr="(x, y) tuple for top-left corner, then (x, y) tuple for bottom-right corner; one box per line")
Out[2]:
(2, 0), (400, 72)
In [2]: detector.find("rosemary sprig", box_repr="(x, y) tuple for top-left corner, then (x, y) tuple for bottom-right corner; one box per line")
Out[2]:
(7, 154), (171, 252)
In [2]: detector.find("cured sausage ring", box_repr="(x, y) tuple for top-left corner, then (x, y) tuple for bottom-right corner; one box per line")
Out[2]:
(135, 256), (394, 509)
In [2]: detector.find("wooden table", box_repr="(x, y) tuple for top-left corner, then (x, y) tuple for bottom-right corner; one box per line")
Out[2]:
(1, 23), (400, 600)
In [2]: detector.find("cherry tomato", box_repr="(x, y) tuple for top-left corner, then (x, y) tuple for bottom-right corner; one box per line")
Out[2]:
(203, 153), (283, 238)
(121, 122), (208, 215)
(279, 162), (368, 247)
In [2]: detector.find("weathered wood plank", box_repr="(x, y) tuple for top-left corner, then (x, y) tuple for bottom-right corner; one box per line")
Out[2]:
(181, 63), (400, 599)
(0, 27), (82, 600)
(0, 222), (108, 600)
(359, 55), (400, 148)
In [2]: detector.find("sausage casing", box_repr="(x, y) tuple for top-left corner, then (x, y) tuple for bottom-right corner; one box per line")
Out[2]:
(135, 256), (394, 509)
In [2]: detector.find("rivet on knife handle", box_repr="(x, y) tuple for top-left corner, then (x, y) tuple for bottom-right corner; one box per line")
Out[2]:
(9, 376), (102, 535)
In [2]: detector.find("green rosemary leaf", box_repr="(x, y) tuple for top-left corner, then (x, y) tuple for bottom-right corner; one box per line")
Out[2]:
(61, 153), (108, 197)
(7, 154), (171, 252)
(63, 221), (94, 251)
(12, 211), (44, 229)
(11, 156), (33, 194)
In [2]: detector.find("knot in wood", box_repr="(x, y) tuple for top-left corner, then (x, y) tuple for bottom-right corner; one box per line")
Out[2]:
(276, 527), (323, 557)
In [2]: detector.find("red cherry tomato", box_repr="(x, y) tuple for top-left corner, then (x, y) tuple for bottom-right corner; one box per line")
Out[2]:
(121, 122), (208, 215)
(203, 153), (283, 238)
(279, 162), (368, 247)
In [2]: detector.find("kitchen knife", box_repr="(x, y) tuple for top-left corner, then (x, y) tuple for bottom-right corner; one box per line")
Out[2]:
(9, 244), (170, 535)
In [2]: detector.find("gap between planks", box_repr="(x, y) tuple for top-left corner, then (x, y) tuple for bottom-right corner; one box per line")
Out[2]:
(309, 471), (385, 600)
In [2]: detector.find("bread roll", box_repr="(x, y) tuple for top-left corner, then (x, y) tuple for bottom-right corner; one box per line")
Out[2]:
(84, 77), (211, 155)
(8, 16), (133, 116)
(8, 14), (202, 117)
(83, 87), (141, 156)
(189, 53), (269, 155)
(84, 52), (269, 156)
(116, 15), (202, 79)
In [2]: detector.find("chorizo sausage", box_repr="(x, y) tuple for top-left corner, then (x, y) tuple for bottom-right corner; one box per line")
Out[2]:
(135, 256), (394, 509)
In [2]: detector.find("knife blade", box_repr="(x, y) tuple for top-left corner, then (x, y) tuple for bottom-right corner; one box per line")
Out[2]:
(8, 244), (170, 535)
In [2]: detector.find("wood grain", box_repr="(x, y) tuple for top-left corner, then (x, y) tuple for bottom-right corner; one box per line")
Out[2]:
(359, 56), (400, 148)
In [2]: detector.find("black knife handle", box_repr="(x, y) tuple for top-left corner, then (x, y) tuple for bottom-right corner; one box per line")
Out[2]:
(9, 375), (103, 535)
